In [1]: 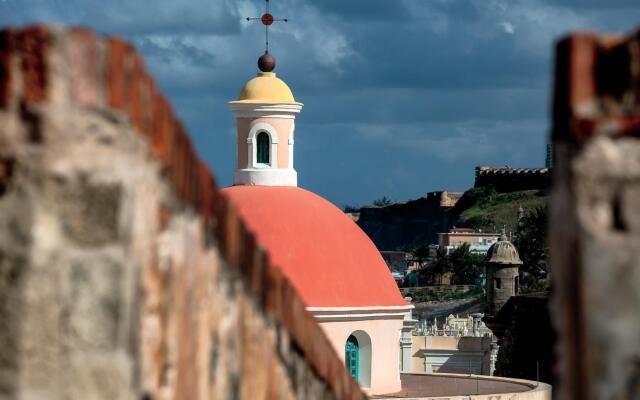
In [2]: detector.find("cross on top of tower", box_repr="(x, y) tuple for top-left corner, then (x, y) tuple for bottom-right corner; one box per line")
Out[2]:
(245, 0), (288, 72)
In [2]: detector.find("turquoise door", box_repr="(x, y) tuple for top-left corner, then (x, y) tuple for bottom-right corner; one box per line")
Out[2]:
(345, 335), (359, 382)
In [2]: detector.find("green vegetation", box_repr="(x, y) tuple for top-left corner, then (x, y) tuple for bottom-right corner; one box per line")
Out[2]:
(372, 196), (393, 207)
(448, 243), (485, 285)
(417, 243), (485, 286)
(343, 204), (360, 213)
(401, 285), (483, 303)
(514, 206), (549, 293)
(455, 186), (548, 233)
(410, 243), (430, 264)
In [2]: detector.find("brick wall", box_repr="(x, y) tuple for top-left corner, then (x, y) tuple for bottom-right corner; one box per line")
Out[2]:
(0, 26), (365, 400)
(551, 28), (640, 399)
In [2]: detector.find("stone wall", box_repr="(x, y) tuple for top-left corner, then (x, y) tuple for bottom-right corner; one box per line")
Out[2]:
(550, 28), (640, 399)
(357, 191), (457, 250)
(484, 295), (554, 385)
(0, 26), (365, 400)
(474, 166), (550, 192)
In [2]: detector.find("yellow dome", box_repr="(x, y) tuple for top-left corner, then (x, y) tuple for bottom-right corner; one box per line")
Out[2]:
(230, 72), (300, 105)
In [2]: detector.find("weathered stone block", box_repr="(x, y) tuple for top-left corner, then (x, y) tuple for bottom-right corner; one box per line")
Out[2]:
(0, 26), (364, 400)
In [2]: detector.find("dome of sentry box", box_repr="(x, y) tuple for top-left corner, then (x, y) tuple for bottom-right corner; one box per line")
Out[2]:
(487, 234), (523, 265)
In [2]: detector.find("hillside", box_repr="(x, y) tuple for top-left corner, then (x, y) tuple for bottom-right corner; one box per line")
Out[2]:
(453, 187), (549, 233)
(356, 187), (548, 251)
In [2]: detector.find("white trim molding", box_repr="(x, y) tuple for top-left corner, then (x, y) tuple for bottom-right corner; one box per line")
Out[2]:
(229, 102), (303, 119)
(233, 168), (297, 186)
(247, 123), (278, 169)
(308, 304), (413, 322)
(288, 124), (295, 169)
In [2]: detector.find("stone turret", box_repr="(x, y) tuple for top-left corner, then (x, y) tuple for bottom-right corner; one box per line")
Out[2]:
(485, 234), (523, 315)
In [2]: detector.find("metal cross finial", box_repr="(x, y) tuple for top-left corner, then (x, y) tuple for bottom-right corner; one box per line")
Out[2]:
(245, 0), (288, 53)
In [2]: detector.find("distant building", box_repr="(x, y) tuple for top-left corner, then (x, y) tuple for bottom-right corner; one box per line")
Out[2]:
(345, 211), (360, 222)
(439, 191), (464, 207)
(409, 314), (494, 375)
(391, 271), (404, 286)
(437, 228), (500, 255)
(380, 251), (415, 272)
(224, 52), (412, 395)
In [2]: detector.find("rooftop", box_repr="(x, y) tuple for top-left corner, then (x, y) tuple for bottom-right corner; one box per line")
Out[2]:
(375, 373), (550, 399)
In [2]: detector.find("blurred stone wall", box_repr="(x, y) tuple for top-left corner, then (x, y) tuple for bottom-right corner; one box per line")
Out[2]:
(0, 26), (365, 400)
(551, 28), (640, 399)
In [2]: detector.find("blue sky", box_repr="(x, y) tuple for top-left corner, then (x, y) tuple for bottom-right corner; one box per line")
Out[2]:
(2, 0), (639, 207)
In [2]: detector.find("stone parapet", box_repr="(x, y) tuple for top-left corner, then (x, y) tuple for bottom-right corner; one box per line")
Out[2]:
(474, 166), (550, 192)
(551, 27), (640, 399)
(0, 26), (364, 400)
(374, 373), (551, 400)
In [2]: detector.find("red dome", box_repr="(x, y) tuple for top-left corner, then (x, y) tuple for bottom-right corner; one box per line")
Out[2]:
(222, 186), (408, 308)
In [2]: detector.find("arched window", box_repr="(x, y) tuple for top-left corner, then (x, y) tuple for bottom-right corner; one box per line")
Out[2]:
(345, 331), (371, 388)
(345, 335), (359, 382)
(256, 132), (270, 164)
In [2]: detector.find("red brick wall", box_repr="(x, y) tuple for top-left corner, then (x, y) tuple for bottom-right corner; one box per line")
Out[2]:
(0, 25), (364, 400)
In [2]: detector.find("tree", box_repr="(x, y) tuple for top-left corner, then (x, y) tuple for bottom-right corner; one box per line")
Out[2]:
(513, 205), (549, 290)
(418, 247), (452, 285)
(411, 243), (430, 265)
(343, 204), (359, 213)
(373, 196), (392, 207)
(449, 243), (485, 285)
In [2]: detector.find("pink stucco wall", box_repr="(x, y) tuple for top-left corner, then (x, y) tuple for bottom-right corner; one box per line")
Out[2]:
(235, 117), (294, 169)
(318, 317), (404, 396)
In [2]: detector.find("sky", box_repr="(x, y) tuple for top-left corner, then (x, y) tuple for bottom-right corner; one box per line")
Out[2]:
(1, 0), (639, 207)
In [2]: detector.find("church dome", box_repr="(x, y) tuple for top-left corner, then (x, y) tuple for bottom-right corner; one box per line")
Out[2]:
(486, 234), (523, 265)
(222, 185), (409, 308)
(230, 71), (300, 105)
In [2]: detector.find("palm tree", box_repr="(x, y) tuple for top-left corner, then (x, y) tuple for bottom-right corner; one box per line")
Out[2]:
(514, 206), (549, 282)
(449, 243), (485, 285)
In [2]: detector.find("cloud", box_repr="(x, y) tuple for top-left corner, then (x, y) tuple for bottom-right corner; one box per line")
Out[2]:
(352, 118), (545, 165)
(0, 0), (638, 205)
(0, 0), (242, 35)
(310, 0), (411, 21)
(501, 21), (515, 34)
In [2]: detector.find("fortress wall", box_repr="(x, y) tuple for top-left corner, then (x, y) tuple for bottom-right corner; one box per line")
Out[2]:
(0, 26), (364, 400)
(474, 166), (550, 192)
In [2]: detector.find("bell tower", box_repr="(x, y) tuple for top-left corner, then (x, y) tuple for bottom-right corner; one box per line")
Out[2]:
(228, 54), (302, 186)
(229, 1), (301, 186)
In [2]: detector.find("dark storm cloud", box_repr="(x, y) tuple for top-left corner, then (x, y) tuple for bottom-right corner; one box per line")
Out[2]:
(540, 0), (640, 8)
(310, 0), (412, 21)
(1, 0), (639, 206)
(137, 37), (217, 68)
(0, 0), (241, 35)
